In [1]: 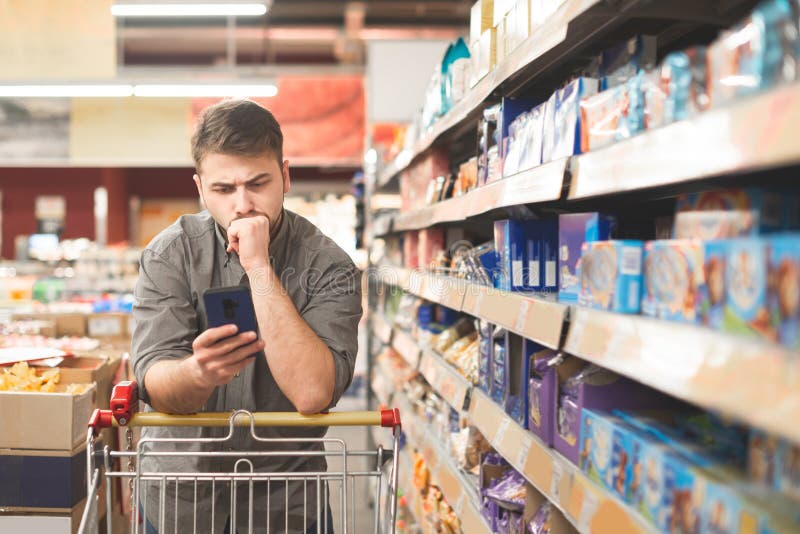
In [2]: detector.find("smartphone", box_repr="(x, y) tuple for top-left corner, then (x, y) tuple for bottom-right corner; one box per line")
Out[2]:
(202, 285), (259, 337)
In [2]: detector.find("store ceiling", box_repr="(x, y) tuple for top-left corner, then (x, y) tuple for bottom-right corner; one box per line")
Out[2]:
(119, 0), (470, 67)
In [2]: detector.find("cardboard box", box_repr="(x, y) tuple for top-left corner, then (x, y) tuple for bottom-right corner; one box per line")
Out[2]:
(527, 348), (558, 446)
(0, 382), (96, 450)
(470, 0), (494, 44)
(86, 313), (131, 340)
(641, 240), (705, 324)
(11, 313), (86, 337)
(578, 240), (644, 313)
(0, 442), (87, 509)
(0, 496), (104, 534)
(476, 28), (497, 81)
(54, 353), (121, 410)
(558, 213), (616, 303)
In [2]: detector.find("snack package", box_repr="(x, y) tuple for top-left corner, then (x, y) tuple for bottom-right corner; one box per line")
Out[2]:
(699, 241), (727, 330)
(641, 240), (705, 324)
(558, 212), (616, 303)
(551, 77), (600, 159)
(580, 85), (629, 152)
(491, 329), (507, 405)
(579, 240), (644, 313)
(527, 501), (553, 534)
(485, 469), (527, 511)
(643, 66), (669, 130)
(478, 320), (494, 394)
(723, 238), (772, 341)
(599, 35), (658, 90)
(673, 210), (758, 240)
(767, 234), (800, 350)
(676, 188), (786, 234)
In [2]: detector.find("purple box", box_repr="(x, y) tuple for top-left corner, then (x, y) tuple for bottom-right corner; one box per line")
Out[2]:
(527, 348), (558, 446)
(558, 213), (616, 303)
(553, 361), (676, 465)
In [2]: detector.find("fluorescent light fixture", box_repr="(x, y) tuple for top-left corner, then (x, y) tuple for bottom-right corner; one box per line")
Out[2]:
(111, 3), (268, 17)
(0, 85), (134, 98)
(133, 84), (278, 97)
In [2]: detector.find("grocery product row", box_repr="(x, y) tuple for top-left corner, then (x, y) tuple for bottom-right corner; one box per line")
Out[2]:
(376, 0), (800, 198)
(369, 290), (800, 533)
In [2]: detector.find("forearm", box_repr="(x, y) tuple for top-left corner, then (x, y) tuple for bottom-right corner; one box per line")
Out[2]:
(143, 357), (216, 414)
(250, 267), (335, 414)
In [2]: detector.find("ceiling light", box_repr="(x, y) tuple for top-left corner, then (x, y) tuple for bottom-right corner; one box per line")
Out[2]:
(133, 84), (278, 97)
(0, 85), (134, 98)
(110, 3), (269, 17)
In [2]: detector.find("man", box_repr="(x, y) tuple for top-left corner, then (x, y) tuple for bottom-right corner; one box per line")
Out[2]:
(131, 99), (362, 533)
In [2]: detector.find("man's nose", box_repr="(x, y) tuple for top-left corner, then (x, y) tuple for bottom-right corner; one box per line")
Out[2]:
(234, 187), (254, 214)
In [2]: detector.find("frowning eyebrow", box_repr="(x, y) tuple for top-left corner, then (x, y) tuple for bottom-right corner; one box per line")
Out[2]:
(209, 172), (272, 188)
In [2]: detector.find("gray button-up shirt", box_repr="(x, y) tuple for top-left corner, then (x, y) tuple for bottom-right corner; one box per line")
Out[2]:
(131, 209), (362, 533)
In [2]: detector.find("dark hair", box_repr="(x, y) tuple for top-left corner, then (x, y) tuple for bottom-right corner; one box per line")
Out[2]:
(191, 99), (283, 170)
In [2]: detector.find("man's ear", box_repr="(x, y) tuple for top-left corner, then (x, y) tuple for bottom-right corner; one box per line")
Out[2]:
(282, 160), (291, 194)
(193, 174), (206, 206)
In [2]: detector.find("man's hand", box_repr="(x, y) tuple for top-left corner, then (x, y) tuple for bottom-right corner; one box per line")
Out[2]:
(185, 324), (264, 387)
(227, 215), (270, 273)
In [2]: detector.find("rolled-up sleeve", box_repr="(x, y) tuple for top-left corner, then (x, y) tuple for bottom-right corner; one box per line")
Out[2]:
(299, 260), (362, 408)
(131, 248), (198, 405)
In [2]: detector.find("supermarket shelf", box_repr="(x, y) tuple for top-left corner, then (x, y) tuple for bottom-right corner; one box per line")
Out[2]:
(564, 306), (800, 444)
(372, 313), (393, 345)
(569, 83), (800, 199)
(389, 158), (568, 234)
(398, 448), (433, 534)
(370, 358), (395, 408)
(418, 348), (472, 413)
(376, 264), (567, 350)
(375, 0), (604, 190)
(373, 264), (412, 290)
(398, 395), (492, 534)
(392, 329), (421, 369)
(462, 285), (567, 350)
(469, 389), (656, 534)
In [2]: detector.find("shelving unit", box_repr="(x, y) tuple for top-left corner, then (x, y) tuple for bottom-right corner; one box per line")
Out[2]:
(364, 1), (800, 532)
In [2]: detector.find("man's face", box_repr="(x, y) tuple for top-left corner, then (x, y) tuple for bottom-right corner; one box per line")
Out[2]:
(193, 151), (290, 234)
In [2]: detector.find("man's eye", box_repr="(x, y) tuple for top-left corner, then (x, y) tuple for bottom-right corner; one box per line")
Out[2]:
(214, 187), (233, 194)
(249, 181), (266, 189)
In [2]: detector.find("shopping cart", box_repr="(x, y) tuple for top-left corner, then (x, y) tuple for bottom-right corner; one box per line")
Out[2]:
(78, 381), (402, 534)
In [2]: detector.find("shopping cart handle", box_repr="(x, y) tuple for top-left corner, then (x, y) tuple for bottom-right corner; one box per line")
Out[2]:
(110, 380), (139, 426)
(381, 408), (402, 433)
(88, 408), (113, 436)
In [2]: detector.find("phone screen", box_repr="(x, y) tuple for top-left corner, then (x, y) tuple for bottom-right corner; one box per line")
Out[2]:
(202, 286), (260, 336)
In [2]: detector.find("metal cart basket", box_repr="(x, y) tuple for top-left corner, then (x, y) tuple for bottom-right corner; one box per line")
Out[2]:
(78, 381), (402, 534)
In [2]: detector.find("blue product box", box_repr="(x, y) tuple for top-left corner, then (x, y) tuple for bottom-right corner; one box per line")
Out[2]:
(494, 219), (537, 292)
(700, 241), (728, 330)
(558, 213), (616, 303)
(499, 96), (538, 161)
(504, 333), (537, 427)
(600, 35), (658, 90)
(723, 239), (769, 340)
(491, 329), (507, 405)
(579, 240), (644, 313)
(526, 219), (559, 292)
(702, 476), (746, 534)
(478, 326), (494, 395)
(579, 410), (617, 495)
(676, 188), (786, 234)
(0, 445), (88, 509)
(767, 234), (800, 351)
(551, 77), (600, 160)
(641, 240), (705, 324)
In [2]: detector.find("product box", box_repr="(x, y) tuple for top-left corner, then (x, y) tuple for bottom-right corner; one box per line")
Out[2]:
(723, 238), (771, 341)
(86, 313), (130, 340)
(643, 66), (669, 130)
(478, 321), (494, 395)
(403, 231), (419, 269)
(673, 210), (758, 240)
(699, 241), (727, 329)
(499, 95), (538, 164)
(491, 328), (507, 405)
(476, 28), (498, 81)
(579, 240), (644, 313)
(0, 442), (88, 510)
(494, 219), (535, 292)
(526, 219), (558, 292)
(0, 382), (96, 450)
(675, 188), (786, 234)
(767, 235), (800, 350)
(504, 335), (543, 427)
(41, 353), (121, 413)
(0, 498), (95, 534)
(551, 77), (600, 160)
(471, 0), (495, 43)
(540, 91), (558, 163)
(502, 103), (546, 177)
(418, 227), (446, 268)
(641, 240), (705, 324)
(579, 85), (630, 152)
(599, 35), (658, 90)
(580, 410), (634, 499)
(527, 348), (558, 446)
(558, 213), (616, 303)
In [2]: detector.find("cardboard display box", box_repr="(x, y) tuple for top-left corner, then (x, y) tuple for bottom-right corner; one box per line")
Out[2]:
(54, 352), (122, 410)
(0, 495), (105, 534)
(86, 313), (131, 340)
(0, 382), (96, 450)
(11, 313), (87, 337)
(0, 442), (88, 509)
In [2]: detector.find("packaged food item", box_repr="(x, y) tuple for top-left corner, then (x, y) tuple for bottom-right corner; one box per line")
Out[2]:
(673, 211), (758, 240)
(599, 35), (658, 90)
(491, 328), (507, 405)
(527, 501), (553, 534)
(526, 219), (559, 292)
(579, 240), (644, 313)
(643, 66), (669, 130)
(551, 77), (600, 159)
(541, 92), (558, 163)
(580, 410), (635, 501)
(641, 240), (705, 323)
(477, 320), (494, 394)
(528, 354), (556, 446)
(723, 238), (772, 341)
(699, 241), (727, 329)
(558, 212), (616, 303)
(433, 317), (475, 353)
(494, 219), (536, 292)
(676, 188), (786, 234)
(484, 469), (526, 510)
(767, 234), (800, 350)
